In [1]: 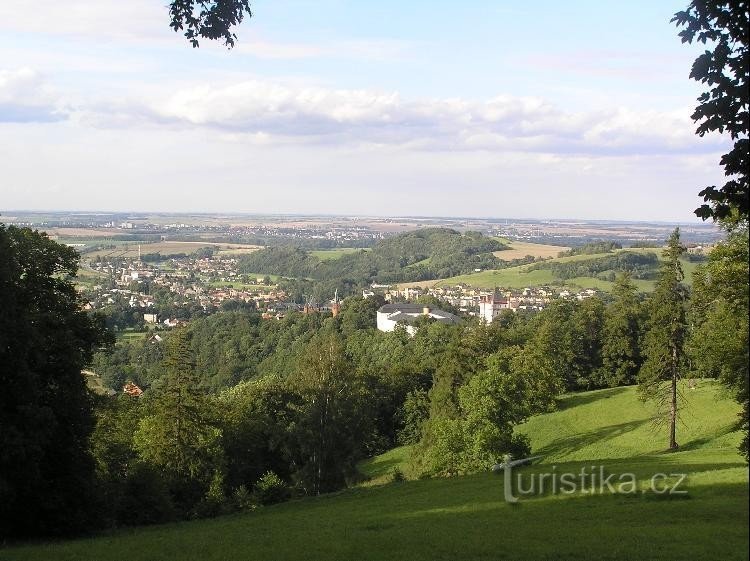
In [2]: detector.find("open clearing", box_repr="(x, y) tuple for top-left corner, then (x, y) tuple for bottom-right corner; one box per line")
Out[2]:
(494, 240), (570, 261)
(4, 382), (746, 561)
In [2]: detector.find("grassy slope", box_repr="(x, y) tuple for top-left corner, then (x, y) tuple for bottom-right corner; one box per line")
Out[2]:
(436, 249), (695, 292)
(3, 382), (746, 561)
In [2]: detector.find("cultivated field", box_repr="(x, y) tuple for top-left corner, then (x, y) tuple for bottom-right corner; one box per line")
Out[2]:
(494, 240), (570, 261)
(4, 382), (745, 561)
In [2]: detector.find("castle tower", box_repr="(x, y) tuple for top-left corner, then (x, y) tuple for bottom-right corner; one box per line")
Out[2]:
(331, 289), (341, 317)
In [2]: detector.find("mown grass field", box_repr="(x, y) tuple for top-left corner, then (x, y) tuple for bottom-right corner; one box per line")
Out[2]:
(116, 329), (148, 341)
(3, 382), (746, 561)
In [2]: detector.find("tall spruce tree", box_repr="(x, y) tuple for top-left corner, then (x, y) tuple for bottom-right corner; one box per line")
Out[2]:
(134, 328), (222, 506)
(638, 229), (689, 450)
(0, 226), (109, 538)
(602, 273), (644, 387)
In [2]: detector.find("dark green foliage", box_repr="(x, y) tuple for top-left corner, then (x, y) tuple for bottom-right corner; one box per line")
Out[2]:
(0, 226), (110, 539)
(530, 251), (659, 280)
(673, 1), (749, 221)
(638, 229), (689, 450)
(288, 333), (374, 494)
(238, 246), (317, 278)
(602, 274), (645, 387)
(133, 330), (225, 513)
(253, 471), (290, 505)
(220, 377), (302, 491)
(169, 0), (252, 48)
(238, 228), (506, 289)
(689, 225), (749, 460)
(398, 388), (430, 445)
(116, 463), (176, 526)
(558, 241), (623, 256)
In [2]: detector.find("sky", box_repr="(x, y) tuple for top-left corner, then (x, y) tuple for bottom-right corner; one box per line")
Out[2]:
(0, 0), (731, 221)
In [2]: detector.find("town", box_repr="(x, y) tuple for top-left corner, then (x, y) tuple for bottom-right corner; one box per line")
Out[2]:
(80, 248), (601, 334)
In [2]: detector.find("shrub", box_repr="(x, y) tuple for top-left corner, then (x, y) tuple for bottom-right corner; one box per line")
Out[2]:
(253, 471), (291, 505)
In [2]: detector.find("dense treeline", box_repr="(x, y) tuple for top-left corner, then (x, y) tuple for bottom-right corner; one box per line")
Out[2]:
(2, 224), (748, 540)
(238, 228), (506, 288)
(529, 251), (660, 281)
(558, 241), (623, 256)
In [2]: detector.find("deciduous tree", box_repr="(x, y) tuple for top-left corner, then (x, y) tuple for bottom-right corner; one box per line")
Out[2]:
(169, 0), (252, 48)
(673, 0), (749, 221)
(0, 226), (109, 538)
(689, 225), (749, 460)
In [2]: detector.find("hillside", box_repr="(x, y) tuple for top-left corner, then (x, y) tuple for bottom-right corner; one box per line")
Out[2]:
(238, 228), (507, 284)
(4, 381), (746, 561)
(434, 249), (699, 291)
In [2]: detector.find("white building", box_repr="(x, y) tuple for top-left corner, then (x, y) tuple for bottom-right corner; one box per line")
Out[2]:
(376, 304), (460, 335)
(478, 294), (511, 323)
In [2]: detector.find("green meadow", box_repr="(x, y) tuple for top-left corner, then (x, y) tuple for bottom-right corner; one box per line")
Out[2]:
(4, 381), (746, 561)
(435, 249), (698, 292)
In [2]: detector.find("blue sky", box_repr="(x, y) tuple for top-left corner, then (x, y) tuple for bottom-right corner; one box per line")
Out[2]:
(0, 0), (730, 220)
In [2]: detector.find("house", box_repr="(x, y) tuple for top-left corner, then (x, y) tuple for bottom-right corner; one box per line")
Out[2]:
(123, 381), (143, 397)
(376, 303), (460, 335)
(143, 313), (158, 324)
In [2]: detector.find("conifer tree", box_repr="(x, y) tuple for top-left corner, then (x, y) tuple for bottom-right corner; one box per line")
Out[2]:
(134, 329), (222, 490)
(638, 229), (688, 450)
(602, 273), (644, 387)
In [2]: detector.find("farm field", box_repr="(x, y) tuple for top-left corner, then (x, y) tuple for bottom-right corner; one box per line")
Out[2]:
(4, 382), (746, 561)
(494, 240), (570, 261)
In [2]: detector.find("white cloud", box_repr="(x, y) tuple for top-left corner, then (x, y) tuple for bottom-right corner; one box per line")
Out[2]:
(0, 0), (169, 42)
(83, 78), (724, 157)
(0, 68), (66, 122)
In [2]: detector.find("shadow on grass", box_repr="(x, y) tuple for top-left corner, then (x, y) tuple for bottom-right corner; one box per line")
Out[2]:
(678, 422), (741, 452)
(375, 481), (750, 561)
(534, 419), (648, 459)
(556, 386), (630, 410)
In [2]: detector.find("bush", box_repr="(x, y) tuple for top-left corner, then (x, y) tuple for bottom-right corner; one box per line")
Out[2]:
(253, 471), (291, 505)
(391, 467), (406, 483)
(231, 485), (257, 511)
(116, 463), (175, 526)
(194, 471), (229, 519)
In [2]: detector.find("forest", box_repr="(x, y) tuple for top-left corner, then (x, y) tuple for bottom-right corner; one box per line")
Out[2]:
(1, 223), (747, 540)
(238, 228), (507, 285)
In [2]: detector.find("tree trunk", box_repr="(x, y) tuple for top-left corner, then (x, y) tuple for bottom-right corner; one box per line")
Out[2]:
(669, 346), (679, 450)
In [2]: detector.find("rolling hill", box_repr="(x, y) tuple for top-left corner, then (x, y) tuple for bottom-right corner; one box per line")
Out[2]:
(432, 248), (699, 292)
(3, 381), (746, 561)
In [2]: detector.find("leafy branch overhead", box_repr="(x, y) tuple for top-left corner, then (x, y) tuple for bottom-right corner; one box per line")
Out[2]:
(673, 1), (749, 222)
(169, 0), (252, 48)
